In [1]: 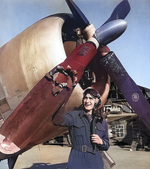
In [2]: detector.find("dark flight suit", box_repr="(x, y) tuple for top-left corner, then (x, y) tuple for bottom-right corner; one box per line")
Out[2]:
(61, 109), (109, 169)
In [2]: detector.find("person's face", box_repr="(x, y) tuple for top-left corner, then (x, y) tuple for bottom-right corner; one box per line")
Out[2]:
(83, 93), (95, 114)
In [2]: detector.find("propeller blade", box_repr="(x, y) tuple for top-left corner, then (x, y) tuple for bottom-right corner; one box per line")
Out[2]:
(65, 0), (90, 30)
(95, 19), (127, 46)
(95, 0), (130, 46)
(103, 0), (131, 25)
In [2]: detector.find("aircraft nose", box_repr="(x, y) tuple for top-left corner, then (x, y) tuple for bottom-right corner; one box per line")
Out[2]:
(0, 134), (20, 159)
(95, 19), (127, 46)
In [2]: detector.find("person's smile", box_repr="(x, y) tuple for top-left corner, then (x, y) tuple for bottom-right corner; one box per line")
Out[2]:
(83, 94), (95, 114)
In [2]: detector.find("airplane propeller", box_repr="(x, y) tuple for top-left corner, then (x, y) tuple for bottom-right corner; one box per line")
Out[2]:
(65, 0), (131, 46)
(0, 1), (133, 166)
(65, 1), (150, 131)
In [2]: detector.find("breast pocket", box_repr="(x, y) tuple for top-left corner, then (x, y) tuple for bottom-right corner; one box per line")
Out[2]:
(73, 119), (85, 136)
(96, 124), (105, 138)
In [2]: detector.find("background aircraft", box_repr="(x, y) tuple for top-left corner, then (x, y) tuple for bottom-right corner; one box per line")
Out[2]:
(0, 0), (149, 168)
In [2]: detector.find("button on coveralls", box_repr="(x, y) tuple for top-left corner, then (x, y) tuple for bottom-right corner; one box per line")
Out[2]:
(61, 109), (109, 169)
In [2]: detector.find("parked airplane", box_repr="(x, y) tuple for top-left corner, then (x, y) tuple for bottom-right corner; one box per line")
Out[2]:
(0, 0), (149, 169)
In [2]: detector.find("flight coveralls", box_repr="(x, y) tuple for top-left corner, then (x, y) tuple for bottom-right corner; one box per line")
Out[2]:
(61, 109), (109, 169)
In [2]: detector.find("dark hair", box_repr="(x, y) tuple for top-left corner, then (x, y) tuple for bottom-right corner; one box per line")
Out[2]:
(83, 88), (101, 108)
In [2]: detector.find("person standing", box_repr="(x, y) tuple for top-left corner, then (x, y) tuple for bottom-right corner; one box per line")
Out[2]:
(52, 88), (109, 169)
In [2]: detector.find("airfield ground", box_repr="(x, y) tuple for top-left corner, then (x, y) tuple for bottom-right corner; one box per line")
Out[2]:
(1, 143), (150, 169)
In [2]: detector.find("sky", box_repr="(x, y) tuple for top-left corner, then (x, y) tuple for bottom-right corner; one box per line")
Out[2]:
(0, 0), (149, 89)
